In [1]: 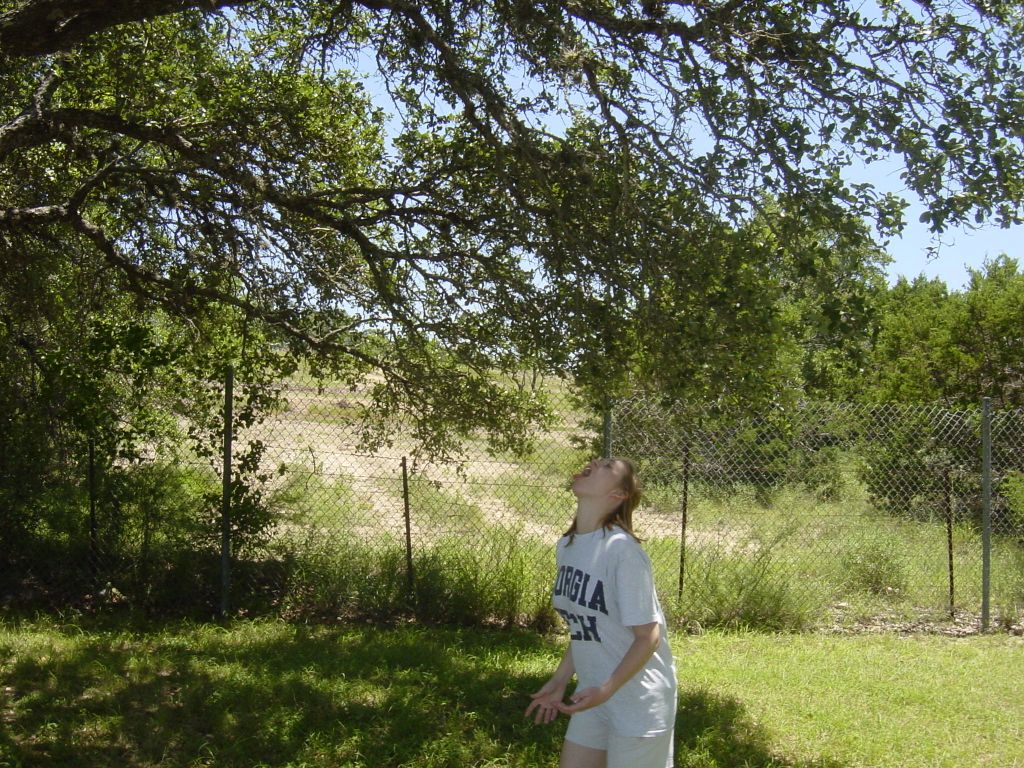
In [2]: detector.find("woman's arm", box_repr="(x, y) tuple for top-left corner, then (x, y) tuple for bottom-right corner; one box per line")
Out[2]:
(557, 622), (660, 714)
(524, 645), (575, 724)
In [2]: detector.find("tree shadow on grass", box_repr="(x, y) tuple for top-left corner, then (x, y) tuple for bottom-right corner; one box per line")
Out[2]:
(1, 621), (562, 767)
(0, 621), (842, 768)
(674, 689), (845, 768)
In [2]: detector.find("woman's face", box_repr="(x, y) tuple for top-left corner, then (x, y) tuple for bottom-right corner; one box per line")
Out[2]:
(571, 458), (626, 500)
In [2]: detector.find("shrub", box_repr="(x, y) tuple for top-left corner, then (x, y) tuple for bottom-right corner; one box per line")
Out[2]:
(842, 536), (909, 597)
(274, 519), (553, 627)
(679, 527), (818, 631)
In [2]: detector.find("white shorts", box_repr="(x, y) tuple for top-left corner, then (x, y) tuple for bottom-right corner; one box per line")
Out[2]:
(564, 705), (674, 768)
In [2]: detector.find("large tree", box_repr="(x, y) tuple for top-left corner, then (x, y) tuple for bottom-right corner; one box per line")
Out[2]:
(2, 0), (1024, 449)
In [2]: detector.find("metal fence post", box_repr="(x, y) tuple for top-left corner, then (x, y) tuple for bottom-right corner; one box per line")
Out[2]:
(678, 439), (690, 602)
(981, 397), (992, 632)
(220, 364), (233, 619)
(402, 456), (414, 596)
(944, 465), (955, 618)
(88, 436), (98, 580)
(602, 398), (612, 459)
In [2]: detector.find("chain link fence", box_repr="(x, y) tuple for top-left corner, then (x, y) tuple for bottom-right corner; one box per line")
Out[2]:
(226, 378), (591, 626)
(7, 379), (1023, 633)
(613, 396), (1024, 631)
(990, 405), (1024, 628)
(216, 385), (1024, 632)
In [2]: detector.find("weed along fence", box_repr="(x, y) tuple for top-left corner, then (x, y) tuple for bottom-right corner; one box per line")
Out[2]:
(49, 381), (1024, 632)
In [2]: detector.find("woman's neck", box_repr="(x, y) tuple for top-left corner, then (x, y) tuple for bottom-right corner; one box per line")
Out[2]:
(574, 501), (612, 534)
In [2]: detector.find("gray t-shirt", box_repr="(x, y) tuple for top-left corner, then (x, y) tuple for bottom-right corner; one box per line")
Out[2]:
(552, 525), (677, 736)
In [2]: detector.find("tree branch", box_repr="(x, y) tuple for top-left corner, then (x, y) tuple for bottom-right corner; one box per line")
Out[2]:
(63, 205), (408, 382)
(0, 0), (253, 58)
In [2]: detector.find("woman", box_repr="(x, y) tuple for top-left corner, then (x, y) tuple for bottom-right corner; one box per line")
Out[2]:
(525, 457), (677, 768)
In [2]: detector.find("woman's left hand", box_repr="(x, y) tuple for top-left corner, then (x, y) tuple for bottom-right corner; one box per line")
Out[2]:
(557, 684), (612, 714)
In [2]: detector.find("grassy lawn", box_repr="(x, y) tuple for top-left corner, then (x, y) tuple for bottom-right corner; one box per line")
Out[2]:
(1, 619), (1022, 768)
(675, 632), (1024, 768)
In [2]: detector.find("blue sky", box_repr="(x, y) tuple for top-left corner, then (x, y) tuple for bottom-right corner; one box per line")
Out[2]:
(883, 209), (1022, 290)
(860, 154), (1023, 289)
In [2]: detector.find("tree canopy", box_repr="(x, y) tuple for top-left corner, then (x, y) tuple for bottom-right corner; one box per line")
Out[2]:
(3, 0), (1024, 450)
(865, 256), (1024, 408)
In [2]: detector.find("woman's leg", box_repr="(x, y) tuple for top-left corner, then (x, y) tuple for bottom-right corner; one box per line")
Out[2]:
(562, 705), (608, 767)
(560, 738), (607, 768)
(605, 730), (674, 768)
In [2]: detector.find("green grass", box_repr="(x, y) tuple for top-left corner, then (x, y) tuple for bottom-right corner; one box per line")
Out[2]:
(400, 474), (487, 527)
(268, 467), (381, 538)
(675, 631), (1024, 768)
(1, 619), (1022, 767)
(511, 439), (591, 485)
(268, 525), (555, 628)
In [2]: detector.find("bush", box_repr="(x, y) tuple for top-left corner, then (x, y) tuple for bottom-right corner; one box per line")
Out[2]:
(683, 556), (813, 631)
(679, 527), (819, 631)
(273, 524), (553, 627)
(856, 406), (980, 525)
(0, 457), (225, 614)
(410, 531), (553, 626)
(842, 536), (909, 597)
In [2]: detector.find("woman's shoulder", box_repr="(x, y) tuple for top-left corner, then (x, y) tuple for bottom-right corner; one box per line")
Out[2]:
(603, 526), (647, 555)
(604, 533), (653, 578)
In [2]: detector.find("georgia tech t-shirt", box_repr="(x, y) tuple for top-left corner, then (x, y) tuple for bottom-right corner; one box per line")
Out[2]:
(552, 525), (677, 736)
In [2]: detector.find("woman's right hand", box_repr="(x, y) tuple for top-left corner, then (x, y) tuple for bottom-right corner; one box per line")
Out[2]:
(524, 677), (568, 724)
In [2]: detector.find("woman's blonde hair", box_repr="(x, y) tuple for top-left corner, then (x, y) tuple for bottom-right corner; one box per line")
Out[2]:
(564, 457), (643, 544)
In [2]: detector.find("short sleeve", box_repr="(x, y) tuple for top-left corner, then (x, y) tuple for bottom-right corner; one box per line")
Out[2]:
(613, 547), (659, 627)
